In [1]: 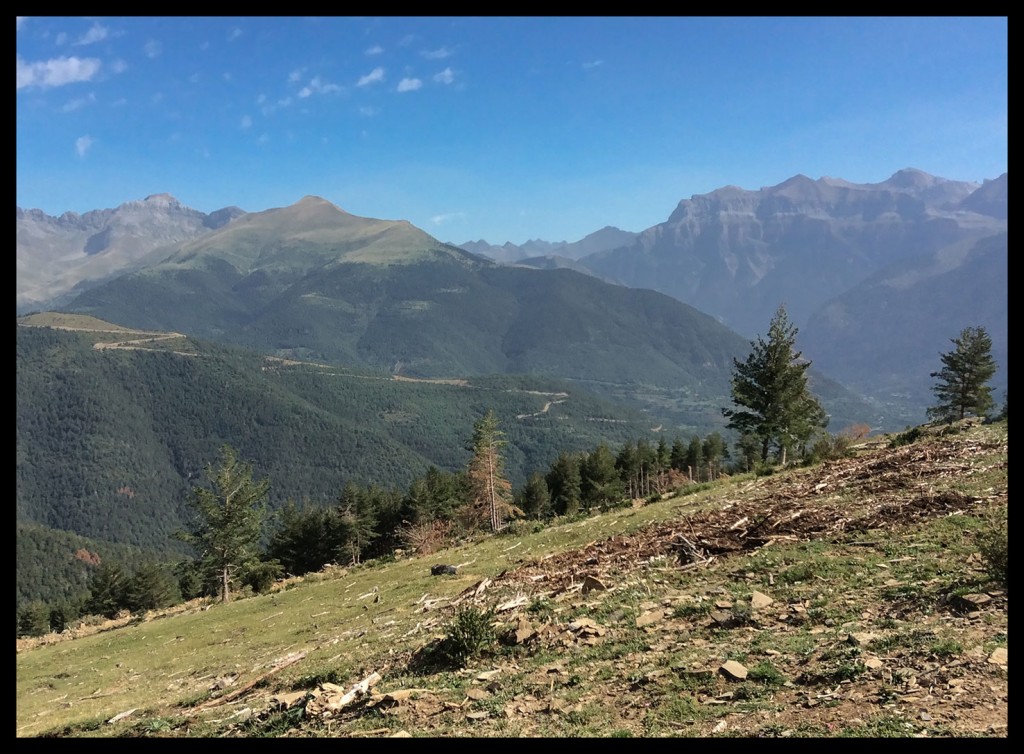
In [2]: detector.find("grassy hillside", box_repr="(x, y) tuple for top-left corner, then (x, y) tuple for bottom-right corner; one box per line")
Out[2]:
(16, 419), (1007, 738)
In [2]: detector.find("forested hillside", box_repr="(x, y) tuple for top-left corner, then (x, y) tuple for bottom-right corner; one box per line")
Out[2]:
(17, 320), (664, 603)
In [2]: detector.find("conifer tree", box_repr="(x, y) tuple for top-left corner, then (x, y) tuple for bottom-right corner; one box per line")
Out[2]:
(723, 304), (828, 464)
(463, 410), (521, 532)
(547, 451), (583, 516)
(178, 445), (269, 603)
(927, 326), (998, 423)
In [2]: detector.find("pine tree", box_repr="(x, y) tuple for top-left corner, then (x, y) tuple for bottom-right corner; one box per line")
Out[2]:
(723, 304), (829, 464)
(463, 410), (521, 532)
(927, 326), (998, 423)
(84, 562), (130, 618)
(580, 443), (625, 509)
(177, 445), (270, 603)
(547, 451), (583, 516)
(517, 471), (551, 520)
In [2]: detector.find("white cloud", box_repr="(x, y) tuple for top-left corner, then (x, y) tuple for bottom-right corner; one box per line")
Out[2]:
(240, 114), (252, 129)
(298, 76), (342, 98)
(256, 133), (270, 145)
(16, 16), (26, 31)
(430, 211), (465, 226)
(110, 59), (128, 74)
(422, 46), (452, 60)
(17, 55), (101, 90)
(582, 60), (603, 69)
(357, 67), (385, 87)
(365, 45), (383, 56)
(358, 105), (379, 117)
(74, 23), (108, 46)
(288, 68), (304, 83)
(144, 39), (162, 58)
(228, 27), (243, 42)
(397, 77), (422, 93)
(55, 32), (67, 46)
(61, 93), (96, 112)
(75, 135), (93, 157)
(188, 72), (200, 84)
(433, 67), (454, 85)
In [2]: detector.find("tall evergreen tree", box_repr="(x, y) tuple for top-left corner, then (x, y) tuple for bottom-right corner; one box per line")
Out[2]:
(83, 562), (130, 618)
(722, 304), (828, 464)
(686, 436), (704, 481)
(927, 326), (998, 423)
(702, 432), (728, 480)
(669, 437), (688, 472)
(463, 410), (521, 532)
(125, 563), (180, 613)
(547, 451), (583, 516)
(177, 445), (270, 603)
(517, 471), (552, 520)
(580, 443), (625, 509)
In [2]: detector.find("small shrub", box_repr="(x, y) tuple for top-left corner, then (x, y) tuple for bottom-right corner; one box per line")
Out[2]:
(241, 560), (284, 594)
(442, 604), (497, 666)
(398, 519), (457, 555)
(976, 508), (1008, 587)
(889, 426), (923, 448)
(748, 660), (787, 687)
(808, 433), (853, 463)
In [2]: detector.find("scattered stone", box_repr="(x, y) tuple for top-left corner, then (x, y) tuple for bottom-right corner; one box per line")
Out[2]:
(431, 564), (458, 576)
(674, 667), (714, 681)
(710, 610), (733, 625)
(719, 660), (748, 681)
(847, 632), (877, 647)
(920, 712), (932, 722)
(714, 600), (734, 610)
(956, 593), (992, 611)
(390, 730), (412, 738)
(466, 711), (490, 721)
(475, 669), (501, 681)
(582, 575), (607, 594)
(466, 688), (489, 700)
(636, 609), (666, 628)
(864, 657), (884, 670)
(106, 708), (138, 724)
(750, 591), (774, 610)
(513, 619), (537, 645)
(987, 647), (1007, 665)
(272, 691), (307, 709)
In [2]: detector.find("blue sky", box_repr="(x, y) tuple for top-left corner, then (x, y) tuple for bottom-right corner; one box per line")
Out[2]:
(16, 16), (1007, 245)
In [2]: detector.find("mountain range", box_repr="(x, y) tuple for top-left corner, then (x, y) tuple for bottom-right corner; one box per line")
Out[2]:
(458, 169), (1008, 419)
(16, 193), (245, 313)
(15, 169), (1006, 609)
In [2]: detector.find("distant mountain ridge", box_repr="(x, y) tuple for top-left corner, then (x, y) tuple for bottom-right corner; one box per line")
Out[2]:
(17, 194), (245, 313)
(58, 195), (878, 434)
(578, 168), (1005, 339)
(456, 225), (638, 264)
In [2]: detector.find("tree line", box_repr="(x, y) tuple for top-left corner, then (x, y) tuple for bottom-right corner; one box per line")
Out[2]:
(17, 306), (1002, 635)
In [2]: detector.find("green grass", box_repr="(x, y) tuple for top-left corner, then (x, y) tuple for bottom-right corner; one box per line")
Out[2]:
(16, 421), (1007, 738)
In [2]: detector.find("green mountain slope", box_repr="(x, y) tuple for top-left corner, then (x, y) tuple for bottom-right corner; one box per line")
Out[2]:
(61, 197), (879, 431)
(16, 321), (660, 585)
